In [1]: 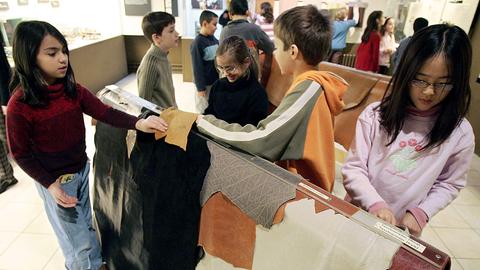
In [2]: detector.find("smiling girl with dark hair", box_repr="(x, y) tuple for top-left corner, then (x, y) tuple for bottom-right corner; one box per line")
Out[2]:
(204, 35), (268, 126)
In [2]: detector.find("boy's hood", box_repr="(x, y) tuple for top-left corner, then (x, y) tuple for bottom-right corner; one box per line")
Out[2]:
(290, 70), (348, 115)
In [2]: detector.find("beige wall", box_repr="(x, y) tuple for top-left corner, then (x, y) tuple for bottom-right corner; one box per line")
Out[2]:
(70, 36), (127, 94)
(468, 21), (480, 155)
(182, 38), (194, 83)
(123, 35), (183, 74)
(124, 35), (151, 73)
(255, 0), (274, 14)
(278, 0), (296, 13)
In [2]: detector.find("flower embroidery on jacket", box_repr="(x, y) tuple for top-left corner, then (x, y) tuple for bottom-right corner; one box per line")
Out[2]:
(389, 138), (422, 172)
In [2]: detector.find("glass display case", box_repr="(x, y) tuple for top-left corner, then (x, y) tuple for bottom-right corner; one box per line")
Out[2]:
(0, 18), (22, 47)
(0, 0), (122, 51)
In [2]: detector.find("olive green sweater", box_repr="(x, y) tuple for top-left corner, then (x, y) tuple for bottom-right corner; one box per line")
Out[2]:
(137, 44), (177, 108)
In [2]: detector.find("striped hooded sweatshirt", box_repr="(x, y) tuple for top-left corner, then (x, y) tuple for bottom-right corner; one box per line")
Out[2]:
(197, 70), (347, 191)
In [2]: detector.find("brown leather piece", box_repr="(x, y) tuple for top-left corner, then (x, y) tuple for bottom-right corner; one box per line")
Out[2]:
(317, 62), (391, 150)
(294, 190), (330, 214)
(198, 191), (297, 269)
(154, 107), (197, 151)
(296, 179), (359, 216)
(319, 64), (378, 110)
(197, 189), (335, 269)
(273, 191), (330, 226)
(198, 192), (257, 269)
(388, 236), (451, 270)
(199, 186), (450, 270)
(390, 247), (451, 270)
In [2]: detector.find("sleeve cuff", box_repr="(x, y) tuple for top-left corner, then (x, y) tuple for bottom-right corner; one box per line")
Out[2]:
(368, 201), (389, 213)
(407, 208), (429, 229)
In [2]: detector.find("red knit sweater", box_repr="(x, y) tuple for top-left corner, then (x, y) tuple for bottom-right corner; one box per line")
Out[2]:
(355, 32), (381, 72)
(6, 83), (138, 188)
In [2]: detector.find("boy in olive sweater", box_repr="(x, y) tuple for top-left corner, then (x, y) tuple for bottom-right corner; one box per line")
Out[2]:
(137, 11), (179, 108)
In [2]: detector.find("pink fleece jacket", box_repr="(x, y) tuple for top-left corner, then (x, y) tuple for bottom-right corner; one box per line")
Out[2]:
(342, 102), (475, 228)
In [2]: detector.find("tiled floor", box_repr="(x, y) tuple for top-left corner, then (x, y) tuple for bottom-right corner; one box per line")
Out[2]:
(332, 154), (480, 270)
(0, 73), (479, 270)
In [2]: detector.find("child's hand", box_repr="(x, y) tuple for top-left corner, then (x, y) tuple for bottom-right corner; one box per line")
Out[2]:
(196, 114), (204, 124)
(135, 115), (168, 133)
(400, 212), (422, 237)
(371, 207), (397, 225)
(47, 180), (78, 208)
(197, 90), (206, 97)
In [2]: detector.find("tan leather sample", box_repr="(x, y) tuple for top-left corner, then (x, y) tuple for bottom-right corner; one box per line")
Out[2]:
(154, 107), (197, 151)
(198, 192), (257, 269)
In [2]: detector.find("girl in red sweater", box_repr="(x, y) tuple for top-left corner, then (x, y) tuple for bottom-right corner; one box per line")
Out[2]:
(7, 21), (167, 270)
(355, 10), (384, 72)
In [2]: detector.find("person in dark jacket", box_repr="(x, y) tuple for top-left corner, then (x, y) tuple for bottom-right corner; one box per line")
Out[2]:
(391, 17), (428, 74)
(191, 10), (219, 113)
(204, 35), (268, 126)
(221, 0), (274, 87)
(219, 9), (231, 27)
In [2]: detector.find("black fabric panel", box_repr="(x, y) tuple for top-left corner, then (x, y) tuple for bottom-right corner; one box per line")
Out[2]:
(93, 122), (149, 270)
(93, 119), (210, 270)
(132, 130), (210, 269)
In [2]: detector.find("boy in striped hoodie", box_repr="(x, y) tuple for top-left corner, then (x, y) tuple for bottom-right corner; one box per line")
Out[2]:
(196, 5), (347, 192)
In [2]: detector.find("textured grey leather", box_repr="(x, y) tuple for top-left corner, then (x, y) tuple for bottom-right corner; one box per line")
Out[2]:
(200, 141), (301, 228)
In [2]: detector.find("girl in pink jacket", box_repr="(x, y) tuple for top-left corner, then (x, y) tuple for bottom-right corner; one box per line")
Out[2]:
(343, 24), (474, 236)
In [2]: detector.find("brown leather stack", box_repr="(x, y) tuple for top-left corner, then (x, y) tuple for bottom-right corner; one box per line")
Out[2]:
(319, 62), (391, 150)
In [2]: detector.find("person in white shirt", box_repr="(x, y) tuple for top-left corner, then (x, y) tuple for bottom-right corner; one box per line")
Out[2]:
(379, 17), (397, 75)
(254, 2), (274, 40)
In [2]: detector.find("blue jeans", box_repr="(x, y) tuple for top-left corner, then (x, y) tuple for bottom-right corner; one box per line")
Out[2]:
(35, 162), (103, 270)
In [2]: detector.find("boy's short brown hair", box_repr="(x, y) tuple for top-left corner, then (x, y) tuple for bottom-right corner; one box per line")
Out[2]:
(142, 11), (175, 43)
(229, 0), (249, 16)
(274, 5), (331, 66)
(200, 10), (218, 25)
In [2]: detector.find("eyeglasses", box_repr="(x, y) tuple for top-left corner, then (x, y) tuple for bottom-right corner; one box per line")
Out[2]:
(216, 64), (239, 74)
(410, 79), (453, 93)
